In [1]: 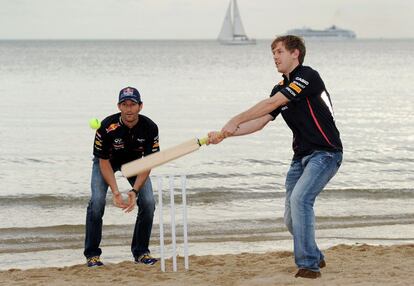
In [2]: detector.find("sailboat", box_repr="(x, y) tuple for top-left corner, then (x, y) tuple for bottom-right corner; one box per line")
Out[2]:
(217, 0), (256, 45)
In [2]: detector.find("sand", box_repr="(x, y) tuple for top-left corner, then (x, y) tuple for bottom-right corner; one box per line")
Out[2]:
(1, 244), (413, 286)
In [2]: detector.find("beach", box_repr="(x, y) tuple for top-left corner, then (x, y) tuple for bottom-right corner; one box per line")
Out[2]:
(0, 39), (413, 282)
(1, 244), (413, 285)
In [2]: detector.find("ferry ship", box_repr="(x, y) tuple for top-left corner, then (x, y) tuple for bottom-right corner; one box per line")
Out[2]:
(287, 25), (356, 39)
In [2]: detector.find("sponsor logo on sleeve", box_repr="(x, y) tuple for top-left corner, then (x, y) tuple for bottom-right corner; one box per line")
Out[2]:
(292, 80), (305, 89)
(152, 136), (160, 152)
(289, 82), (302, 93)
(285, 87), (297, 96)
(295, 77), (309, 85)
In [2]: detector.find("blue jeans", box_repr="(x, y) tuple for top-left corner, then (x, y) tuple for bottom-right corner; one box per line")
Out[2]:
(284, 150), (342, 271)
(84, 157), (156, 259)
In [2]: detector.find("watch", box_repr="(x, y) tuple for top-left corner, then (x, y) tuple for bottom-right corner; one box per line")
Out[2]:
(129, 188), (139, 195)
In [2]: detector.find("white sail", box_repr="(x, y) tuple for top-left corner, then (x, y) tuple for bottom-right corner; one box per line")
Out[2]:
(217, 0), (256, 45)
(232, 0), (247, 37)
(218, 2), (233, 41)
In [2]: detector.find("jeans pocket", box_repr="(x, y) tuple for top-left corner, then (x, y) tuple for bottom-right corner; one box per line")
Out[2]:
(314, 151), (334, 165)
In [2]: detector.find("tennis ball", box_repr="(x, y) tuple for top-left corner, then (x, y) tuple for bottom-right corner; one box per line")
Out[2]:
(89, 118), (101, 130)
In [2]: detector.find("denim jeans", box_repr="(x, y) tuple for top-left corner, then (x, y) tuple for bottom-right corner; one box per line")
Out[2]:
(84, 157), (156, 259)
(284, 150), (342, 271)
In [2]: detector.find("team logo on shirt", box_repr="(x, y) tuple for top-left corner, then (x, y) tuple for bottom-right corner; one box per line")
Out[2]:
(113, 138), (124, 149)
(106, 123), (120, 133)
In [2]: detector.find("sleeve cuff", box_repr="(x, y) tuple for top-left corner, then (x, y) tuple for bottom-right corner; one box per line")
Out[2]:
(280, 88), (295, 101)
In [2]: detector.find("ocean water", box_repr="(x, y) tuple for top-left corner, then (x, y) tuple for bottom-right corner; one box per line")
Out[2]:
(0, 39), (413, 270)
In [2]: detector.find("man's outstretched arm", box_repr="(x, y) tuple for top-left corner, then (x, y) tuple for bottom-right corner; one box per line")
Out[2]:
(221, 92), (289, 137)
(208, 114), (273, 144)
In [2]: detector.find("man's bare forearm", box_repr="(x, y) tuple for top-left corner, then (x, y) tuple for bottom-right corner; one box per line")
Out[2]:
(232, 92), (288, 126)
(99, 159), (119, 194)
(233, 115), (273, 136)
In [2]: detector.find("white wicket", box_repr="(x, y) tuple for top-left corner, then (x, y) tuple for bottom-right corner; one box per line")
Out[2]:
(181, 175), (189, 271)
(169, 175), (177, 272)
(157, 175), (189, 272)
(157, 176), (165, 272)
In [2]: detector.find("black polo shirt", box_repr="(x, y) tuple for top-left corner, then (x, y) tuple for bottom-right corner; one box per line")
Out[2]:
(269, 65), (342, 159)
(93, 113), (159, 170)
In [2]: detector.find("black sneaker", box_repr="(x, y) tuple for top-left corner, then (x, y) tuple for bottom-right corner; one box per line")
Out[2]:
(87, 256), (104, 267)
(295, 268), (321, 279)
(319, 259), (326, 268)
(135, 254), (158, 265)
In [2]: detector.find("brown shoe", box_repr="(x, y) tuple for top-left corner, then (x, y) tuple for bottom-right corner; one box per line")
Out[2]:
(295, 269), (321, 279)
(319, 259), (326, 268)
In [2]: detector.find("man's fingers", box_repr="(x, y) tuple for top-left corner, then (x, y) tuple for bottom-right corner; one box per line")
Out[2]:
(113, 198), (128, 209)
(207, 131), (225, 145)
(123, 193), (136, 212)
(116, 202), (127, 209)
(124, 203), (135, 213)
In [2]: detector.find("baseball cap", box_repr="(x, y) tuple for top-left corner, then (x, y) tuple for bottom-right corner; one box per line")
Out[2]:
(118, 87), (142, 104)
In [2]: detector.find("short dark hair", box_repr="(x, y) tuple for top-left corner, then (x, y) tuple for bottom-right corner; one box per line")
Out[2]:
(271, 35), (306, 65)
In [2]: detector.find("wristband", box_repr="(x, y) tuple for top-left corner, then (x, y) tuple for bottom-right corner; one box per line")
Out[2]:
(129, 188), (139, 195)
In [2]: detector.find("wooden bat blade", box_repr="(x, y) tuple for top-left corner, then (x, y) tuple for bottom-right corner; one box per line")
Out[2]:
(121, 138), (203, 178)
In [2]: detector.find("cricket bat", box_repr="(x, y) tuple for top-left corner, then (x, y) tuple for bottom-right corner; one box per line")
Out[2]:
(121, 137), (209, 178)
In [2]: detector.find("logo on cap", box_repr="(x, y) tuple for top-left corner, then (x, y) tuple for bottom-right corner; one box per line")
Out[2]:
(121, 88), (134, 97)
(118, 86), (141, 104)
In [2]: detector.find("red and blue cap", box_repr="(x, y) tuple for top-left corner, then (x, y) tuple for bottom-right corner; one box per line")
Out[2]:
(118, 87), (142, 104)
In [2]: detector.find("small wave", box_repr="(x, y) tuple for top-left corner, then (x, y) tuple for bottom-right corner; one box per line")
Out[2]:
(244, 158), (283, 165)
(321, 188), (414, 199)
(0, 194), (90, 207)
(187, 171), (282, 180)
(1, 213), (413, 254)
(0, 188), (412, 208)
(1, 156), (74, 165)
(4, 157), (53, 165)
(200, 158), (283, 168)
(188, 172), (248, 179)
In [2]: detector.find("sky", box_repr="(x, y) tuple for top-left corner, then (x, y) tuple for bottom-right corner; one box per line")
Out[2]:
(1, 0), (413, 39)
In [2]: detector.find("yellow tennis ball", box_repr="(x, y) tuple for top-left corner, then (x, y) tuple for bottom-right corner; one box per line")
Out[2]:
(89, 118), (101, 130)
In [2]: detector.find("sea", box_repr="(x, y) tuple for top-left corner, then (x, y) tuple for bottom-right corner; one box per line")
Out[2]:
(0, 39), (413, 270)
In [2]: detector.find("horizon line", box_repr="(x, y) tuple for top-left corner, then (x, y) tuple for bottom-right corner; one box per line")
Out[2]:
(0, 37), (413, 41)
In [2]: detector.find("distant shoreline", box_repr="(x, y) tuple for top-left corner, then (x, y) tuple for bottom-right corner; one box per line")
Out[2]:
(0, 38), (413, 41)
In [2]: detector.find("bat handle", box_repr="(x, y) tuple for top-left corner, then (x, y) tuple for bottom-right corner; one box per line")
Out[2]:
(198, 137), (208, 146)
